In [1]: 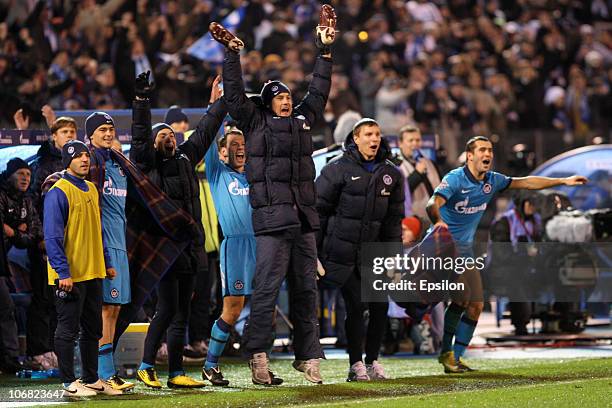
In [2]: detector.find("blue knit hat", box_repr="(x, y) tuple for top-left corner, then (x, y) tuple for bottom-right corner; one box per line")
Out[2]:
(85, 112), (114, 139)
(62, 140), (90, 169)
(152, 123), (174, 138)
(260, 81), (291, 108)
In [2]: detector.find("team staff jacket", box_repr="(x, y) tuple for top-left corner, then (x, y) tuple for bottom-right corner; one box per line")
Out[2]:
(222, 51), (332, 235)
(315, 133), (404, 286)
(44, 173), (111, 283)
(29, 140), (64, 214)
(0, 178), (42, 250)
(130, 97), (228, 250)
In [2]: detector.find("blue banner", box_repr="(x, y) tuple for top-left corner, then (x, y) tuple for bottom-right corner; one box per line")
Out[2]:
(187, 6), (246, 63)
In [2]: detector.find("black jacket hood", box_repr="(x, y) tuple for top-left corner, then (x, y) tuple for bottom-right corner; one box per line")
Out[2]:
(343, 131), (393, 164)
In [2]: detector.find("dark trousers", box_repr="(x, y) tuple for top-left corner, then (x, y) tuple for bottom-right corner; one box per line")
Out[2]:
(54, 279), (102, 384)
(27, 249), (56, 356)
(142, 271), (194, 374)
(189, 251), (217, 343)
(510, 302), (531, 329)
(341, 272), (388, 365)
(0, 277), (20, 360)
(243, 230), (323, 360)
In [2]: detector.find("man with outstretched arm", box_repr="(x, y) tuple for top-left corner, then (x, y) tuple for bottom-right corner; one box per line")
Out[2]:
(426, 135), (587, 373)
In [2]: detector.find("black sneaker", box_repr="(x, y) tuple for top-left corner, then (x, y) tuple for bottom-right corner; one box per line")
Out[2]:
(202, 366), (230, 386)
(269, 370), (284, 386)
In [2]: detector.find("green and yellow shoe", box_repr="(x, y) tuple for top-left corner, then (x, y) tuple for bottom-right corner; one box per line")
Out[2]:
(167, 375), (206, 389)
(137, 367), (162, 389)
(438, 351), (466, 374)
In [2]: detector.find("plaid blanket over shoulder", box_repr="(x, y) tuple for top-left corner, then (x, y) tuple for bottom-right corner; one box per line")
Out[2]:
(90, 147), (199, 340)
(43, 146), (198, 341)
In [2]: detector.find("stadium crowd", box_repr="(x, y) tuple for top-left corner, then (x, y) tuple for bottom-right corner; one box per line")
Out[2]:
(1, 0), (610, 148)
(0, 0), (606, 397)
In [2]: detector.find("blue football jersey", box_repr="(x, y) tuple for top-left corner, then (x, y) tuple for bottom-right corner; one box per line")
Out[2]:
(432, 166), (511, 244)
(101, 158), (127, 250)
(204, 141), (253, 237)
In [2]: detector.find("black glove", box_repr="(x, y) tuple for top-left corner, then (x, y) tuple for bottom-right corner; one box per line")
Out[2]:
(134, 70), (155, 99)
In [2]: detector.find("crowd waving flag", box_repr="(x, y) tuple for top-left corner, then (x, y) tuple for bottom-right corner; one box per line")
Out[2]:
(188, 6), (246, 63)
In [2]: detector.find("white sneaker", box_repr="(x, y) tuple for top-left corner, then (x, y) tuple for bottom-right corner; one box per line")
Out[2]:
(347, 361), (370, 382)
(63, 380), (97, 397)
(83, 379), (123, 395)
(292, 359), (323, 384)
(366, 360), (388, 380)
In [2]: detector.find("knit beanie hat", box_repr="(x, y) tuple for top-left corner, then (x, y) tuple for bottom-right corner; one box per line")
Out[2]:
(62, 140), (90, 169)
(85, 111), (114, 139)
(260, 81), (291, 108)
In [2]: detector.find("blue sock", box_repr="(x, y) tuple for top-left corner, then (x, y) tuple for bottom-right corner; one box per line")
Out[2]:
(441, 303), (465, 353)
(98, 343), (115, 380)
(63, 382), (72, 387)
(138, 362), (154, 371)
(453, 316), (478, 361)
(205, 318), (231, 370)
(169, 370), (184, 379)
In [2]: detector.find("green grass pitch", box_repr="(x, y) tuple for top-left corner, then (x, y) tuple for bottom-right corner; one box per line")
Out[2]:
(1, 357), (610, 407)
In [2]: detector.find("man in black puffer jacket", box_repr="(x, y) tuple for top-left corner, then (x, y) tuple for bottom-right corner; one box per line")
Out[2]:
(209, 4), (337, 386)
(316, 118), (404, 382)
(130, 71), (227, 388)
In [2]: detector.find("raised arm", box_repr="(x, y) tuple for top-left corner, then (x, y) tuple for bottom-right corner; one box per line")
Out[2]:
(294, 5), (336, 125)
(181, 97), (228, 165)
(509, 175), (588, 190)
(130, 71), (156, 170)
(294, 56), (333, 126)
(221, 49), (258, 126)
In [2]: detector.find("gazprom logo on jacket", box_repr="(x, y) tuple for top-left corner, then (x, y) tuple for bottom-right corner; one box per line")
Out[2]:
(228, 178), (249, 196)
(103, 179), (127, 197)
(454, 197), (487, 214)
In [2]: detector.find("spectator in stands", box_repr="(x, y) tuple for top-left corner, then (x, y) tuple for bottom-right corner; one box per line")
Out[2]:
(164, 107), (190, 134)
(397, 125), (441, 223)
(0, 212), (20, 375)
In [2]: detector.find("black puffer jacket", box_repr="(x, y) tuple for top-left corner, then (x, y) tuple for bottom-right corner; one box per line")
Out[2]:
(0, 176), (43, 251)
(131, 98), (227, 271)
(29, 140), (63, 214)
(222, 50), (332, 235)
(315, 134), (404, 286)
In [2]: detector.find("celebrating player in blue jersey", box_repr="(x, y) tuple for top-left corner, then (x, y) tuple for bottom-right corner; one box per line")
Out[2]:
(201, 123), (259, 386)
(426, 136), (587, 373)
(199, 77), (270, 386)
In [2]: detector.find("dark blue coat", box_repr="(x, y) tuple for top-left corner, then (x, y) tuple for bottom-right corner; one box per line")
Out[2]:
(315, 134), (404, 286)
(222, 50), (332, 235)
